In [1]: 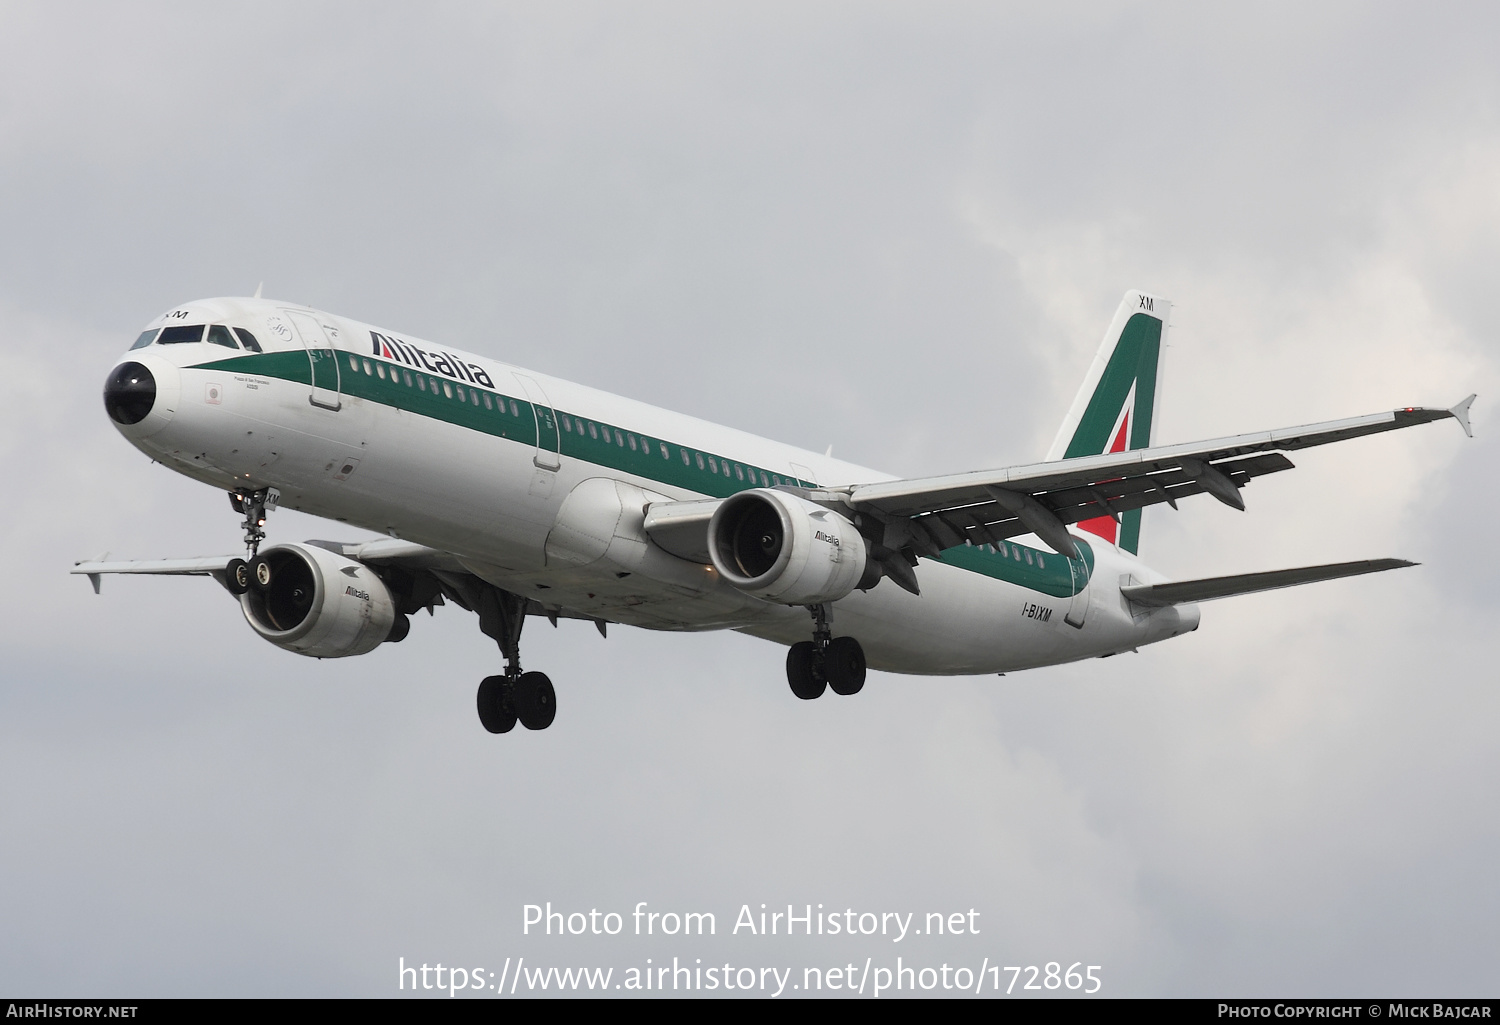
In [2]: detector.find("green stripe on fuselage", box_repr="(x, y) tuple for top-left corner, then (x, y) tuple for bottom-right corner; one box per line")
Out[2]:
(192, 348), (1093, 596)
(932, 537), (1093, 598)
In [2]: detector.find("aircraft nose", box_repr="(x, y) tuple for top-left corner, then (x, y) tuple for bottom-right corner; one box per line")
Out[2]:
(103, 362), (156, 424)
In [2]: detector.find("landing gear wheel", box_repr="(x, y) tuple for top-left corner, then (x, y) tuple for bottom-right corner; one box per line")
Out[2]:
(226, 558), (251, 596)
(250, 555), (274, 591)
(786, 641), (826, 700)
(514, 671), (557, 730)
(477, 675), (517, 734)
(825, 636), (866, 695)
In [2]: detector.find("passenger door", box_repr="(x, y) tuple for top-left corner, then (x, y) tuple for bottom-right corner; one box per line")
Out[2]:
(285, 310), (342, 411)
(513, 373), (561, 470)
(1065, 542), (1092, 629)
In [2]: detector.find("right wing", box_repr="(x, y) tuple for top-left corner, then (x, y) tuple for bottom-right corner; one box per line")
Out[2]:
(634, 398), (1472, 597)
(840, 397), (1475, 560)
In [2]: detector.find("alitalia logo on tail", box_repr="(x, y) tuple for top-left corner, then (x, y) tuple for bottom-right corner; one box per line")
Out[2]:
(370, 330), (496, 389)
(1046, 291), (1169, 556)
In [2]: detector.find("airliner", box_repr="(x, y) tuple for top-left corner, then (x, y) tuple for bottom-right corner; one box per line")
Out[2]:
(77, 290), (1474, 734)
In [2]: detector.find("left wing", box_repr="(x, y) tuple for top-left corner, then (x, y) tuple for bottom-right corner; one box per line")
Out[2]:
(71, 555), (233, 593)
(72, 541), (608, 632)
(839, 397), (1474, 560)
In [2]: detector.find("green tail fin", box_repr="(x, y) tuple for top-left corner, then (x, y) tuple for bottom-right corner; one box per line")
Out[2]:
(1046, 290), (1171, 555)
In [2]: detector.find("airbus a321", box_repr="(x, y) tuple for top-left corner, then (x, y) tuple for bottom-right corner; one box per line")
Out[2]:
(79, 290), (1474, 734)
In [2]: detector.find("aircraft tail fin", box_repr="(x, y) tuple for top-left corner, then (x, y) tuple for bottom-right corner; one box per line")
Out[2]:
(1046, 290), (1171, 554)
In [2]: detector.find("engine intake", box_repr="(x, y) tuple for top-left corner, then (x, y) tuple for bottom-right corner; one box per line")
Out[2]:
(240, 543), (401, 657)
(707, 489), (876, 605)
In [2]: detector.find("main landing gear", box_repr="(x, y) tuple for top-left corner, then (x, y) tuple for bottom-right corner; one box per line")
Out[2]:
(224, 487), (280, 596)
(474, 587), (556, 734)
(786, 603), (866, 700)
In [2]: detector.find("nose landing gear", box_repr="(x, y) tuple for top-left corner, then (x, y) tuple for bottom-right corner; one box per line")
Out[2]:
(224, 488), (280, 596)
(786, 603), (866, 700)
(230, 487), (279, 558)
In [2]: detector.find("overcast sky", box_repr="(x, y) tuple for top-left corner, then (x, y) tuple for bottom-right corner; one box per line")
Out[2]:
(2, 1), (1496, 998)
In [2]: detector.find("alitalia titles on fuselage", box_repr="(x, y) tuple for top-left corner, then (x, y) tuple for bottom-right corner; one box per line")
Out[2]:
(370, 330), (496, 389)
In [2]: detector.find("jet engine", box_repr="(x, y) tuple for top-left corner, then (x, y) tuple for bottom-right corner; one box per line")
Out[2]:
(239, 543), (405, 657)
(706, 489), (878, 605)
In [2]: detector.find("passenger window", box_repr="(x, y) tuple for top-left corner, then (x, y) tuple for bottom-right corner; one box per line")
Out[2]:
(681, 449), (690, 465)
(760, 471), (770, 486)
(1025, 550), (1033, 565)
(588, 422), (598, 439)
(233, 328), (262, 352)
(377, 364), (387, 380)
(417, 377), (427, 391)
(456, 385), (466, 401)
(437, 379), (448, 396)
(615, 429), (625, 447)
(561, 415), (571, 432)
(628, 435), (637, 451)
(131, 329), (158, 350)
(661, 442), (670, 459)
(510, 400), (521, 417)
(206, 325), (239, 349)
(350, 356), (361, 372)
(696, 453), (705, 470)
(724, 462), (732, 477)
(157, 325), (205, 344)
(483, 393), (492, 409)
(708, 457), (717, 473)
(471, 390), (479, 405)
(735, 465), (744, 480)
(362, 360), (372, 375)
(1037, 554), (1045, 568)
(403, 371), (413, 387)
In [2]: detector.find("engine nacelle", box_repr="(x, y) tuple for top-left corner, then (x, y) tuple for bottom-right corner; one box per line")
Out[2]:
(239, 543), (401, 657)
(707, 489), (875, 605)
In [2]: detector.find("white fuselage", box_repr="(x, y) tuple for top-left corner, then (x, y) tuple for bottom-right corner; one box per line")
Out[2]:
(109, 297), (1199, 674)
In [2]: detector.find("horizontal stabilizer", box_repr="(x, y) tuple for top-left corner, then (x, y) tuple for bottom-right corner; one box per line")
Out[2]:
(1120, 558), (1416, 607)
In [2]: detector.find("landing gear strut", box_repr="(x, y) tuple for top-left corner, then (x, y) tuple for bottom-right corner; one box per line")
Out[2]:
(475, 586), (556, 733)
(224, 488), (279, 596)
(786, 603), (866, 700)
(229, 487), (278, 558)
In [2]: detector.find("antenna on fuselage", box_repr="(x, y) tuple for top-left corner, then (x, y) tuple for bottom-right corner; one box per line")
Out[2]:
(253, 282), (263, 299)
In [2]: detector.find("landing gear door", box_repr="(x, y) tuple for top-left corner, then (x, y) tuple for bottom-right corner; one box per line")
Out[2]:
(513, 373), (561, 471)
(285, 310), (342, 411)
(1065, 541), (1093, 629)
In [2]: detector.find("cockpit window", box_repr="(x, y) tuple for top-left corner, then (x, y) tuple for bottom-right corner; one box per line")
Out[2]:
(157, 325), (206, 344)
(206, 325), (239, 349)
(233, 327), (263, 352)
(130, 329), (159, 350)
